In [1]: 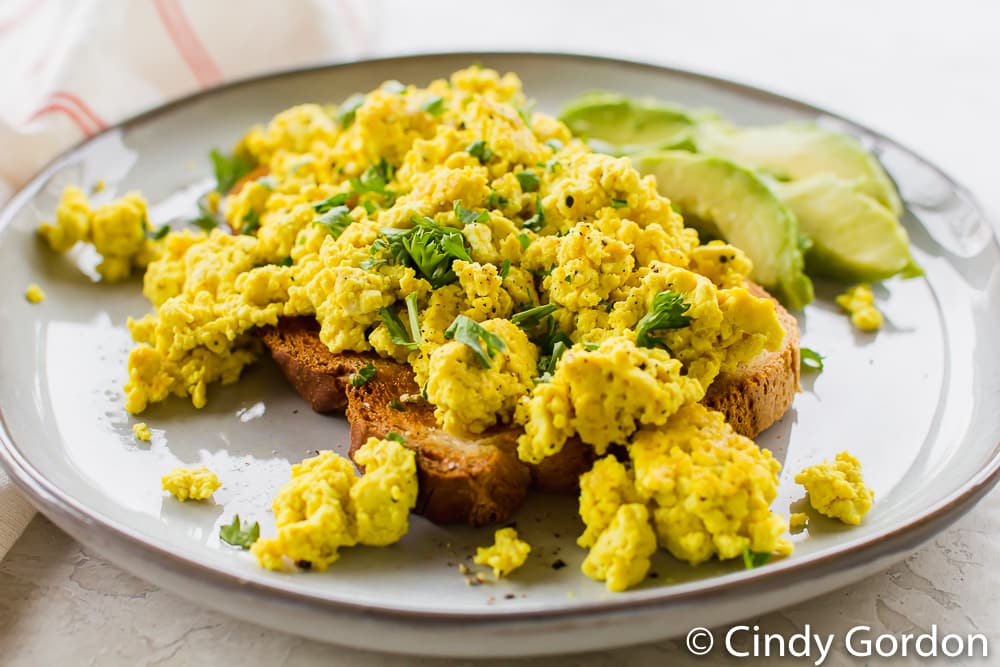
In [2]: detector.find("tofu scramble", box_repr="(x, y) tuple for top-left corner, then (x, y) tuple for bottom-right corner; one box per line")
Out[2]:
(37, 67), (867, 590)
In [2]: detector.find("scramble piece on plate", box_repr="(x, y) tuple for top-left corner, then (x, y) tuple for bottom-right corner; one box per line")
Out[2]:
(251, 438), (417, 572)
(795, 451), (874, 525)
(474, 527), (531, 578)
(161, 466), (221, 502)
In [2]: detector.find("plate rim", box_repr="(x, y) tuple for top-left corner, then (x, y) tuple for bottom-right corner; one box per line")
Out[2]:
(1, 50), (998, 624)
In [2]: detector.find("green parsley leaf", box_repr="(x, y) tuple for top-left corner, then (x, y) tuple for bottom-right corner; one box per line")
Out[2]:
(635, 290), (693, 348)
(191, 212), (219, 232)
(538, 339), (568, 377)
(386, 431), (407, 444)
(388, 399), (406, 412)
(210, 149), (255, 194)
(337, 93), (366, 128)
(219, 514), (260, 550)
(348, 159), (395, 207)
(800, 347), (825, 372)
(499, 258), (511, 279)
(516, 169), (540, 193)
(523, 195), (545, 231)
(240, 209), (260, 235)
(516, 98), (537, 125)
(360, 255), (386, 270)
(582, 342), (599, 351)
(404, 291), (423, 347)
(422, 95), (446, 116)
(144, 222), (170, 241)
(564, 274), (572, 283)
(312, 192), (349, 213)
(313, 205), (353, 238)
(453, 199), (490, 225)
(511, 303), (557, 330)
(362, 200), (377, 215)
(349, 362), (377, 388)
(517, 233), (532, 250)
(379, 306), (419, 350)
(545, 139), (564, 152)
(466, 139), (494, 164)
(743, 545), (770, 569)
(611, 198), (628, 209)
(485, 189), (509, 209)
(279, 256), (293, 267)
(544, 158), (561, 174)
(373, 217), (472, 288)
(444, 315), (507, 368)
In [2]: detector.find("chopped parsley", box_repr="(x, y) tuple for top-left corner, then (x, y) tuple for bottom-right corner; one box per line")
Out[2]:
(445, 315), (507, 368)
(421, 95), (446, 116)
(404, 291), (423, 347)
(349, 158), (395, 206)
(313, 205), (353, 238)
(515, 169), (540, 193)
(362, 199), (377, 215)
(349, 362), (377, 387)
(511, 303), (557, 330)
(517, 232), (532, 250)
(523, 195), (544, 231)
(467, 139), (494, 164)
(372, 216), (472, 288)
(453, 199), (489, 225)
(800, 347), (825, 372)
(337, 93), (366, 128)
(312, 192), (349, 213)
(240, 209), (260, 235)
(386, 431), (407, 444)
(582, 342), (599, 351)
(144, 221), (170, 241)
(191, 207), (219, 232)
(499, 258), (511, 279)
(219, 514), (260, 550)
(544, 158), (561, 174)
(485, 189), (509, 209)
(388, 398), (406, 412)
(210, 149), (255, 194)
(611, 198), (628, 209)
(743, 546), (770, 569)
(278, 256), (293, 267)
(379, 305), (419, 350)
(635, 290), (693, 348)
(537, 339), (568, 380)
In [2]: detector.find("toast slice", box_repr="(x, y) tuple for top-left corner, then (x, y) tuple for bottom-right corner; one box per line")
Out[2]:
(259, 288), (799, 526)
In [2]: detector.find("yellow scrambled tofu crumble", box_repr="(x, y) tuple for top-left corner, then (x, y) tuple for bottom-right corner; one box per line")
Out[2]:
(474, 527), (531, 578)
(132, 422), (152, 441)
(33, 66), (872, 589)
(161, 466), (221, 502)
(795, 452), (874, 525)
(24, 283), (45, 303)
(251, 438), (417, 572)
(836, 283), (883, 331)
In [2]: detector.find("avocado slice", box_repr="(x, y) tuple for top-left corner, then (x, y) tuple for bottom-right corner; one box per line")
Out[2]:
(559, 91), (699, 155)
(776, 175), (921, 282)
(695, 122), (903, 216)
(634, 151), (814, 310)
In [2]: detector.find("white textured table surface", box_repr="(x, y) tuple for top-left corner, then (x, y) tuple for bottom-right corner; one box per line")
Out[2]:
(2, 1), (998, 664)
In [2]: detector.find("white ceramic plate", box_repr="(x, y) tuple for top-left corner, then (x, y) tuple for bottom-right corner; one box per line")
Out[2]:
(1, 53), (998, 658)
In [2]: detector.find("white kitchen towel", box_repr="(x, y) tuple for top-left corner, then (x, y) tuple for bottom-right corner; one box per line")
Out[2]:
(0, 0), (372, 559)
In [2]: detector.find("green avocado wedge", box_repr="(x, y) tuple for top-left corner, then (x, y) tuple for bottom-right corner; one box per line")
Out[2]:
(776, 175), (922, 282)
(559, 91), (699, 156)
(695, 122), (903, 216)
(634, 151), (814, 310)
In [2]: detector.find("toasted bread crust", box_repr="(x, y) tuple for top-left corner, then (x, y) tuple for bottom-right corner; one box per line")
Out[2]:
(260, 287), (799, 526)
(702, 284), (801, 438)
